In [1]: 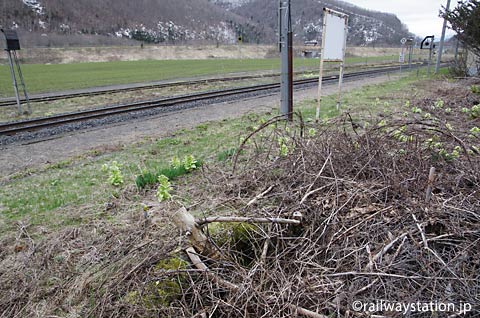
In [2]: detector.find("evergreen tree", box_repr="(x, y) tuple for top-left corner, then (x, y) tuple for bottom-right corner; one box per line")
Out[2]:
(441, 0), (480, 56)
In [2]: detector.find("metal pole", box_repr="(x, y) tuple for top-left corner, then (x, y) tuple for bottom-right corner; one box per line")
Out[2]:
(435, 0), (451, 73)
(287, 29), (293, 120)
(13, 50), (31, 114)
(428, 38), (434, 75)
(280, 0), (292, 120)
(400, 46), (404, 73)
(278, 0), (282, 52)
(316, 10), (328, 122)
(408, 45), (413, 69)
(6, 50), (22, 114)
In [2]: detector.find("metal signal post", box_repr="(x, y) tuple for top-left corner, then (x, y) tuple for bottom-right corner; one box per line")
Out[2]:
(421, 35), (435, 75)
(1, 29), (31, 115)
(278, 0), (293, 121)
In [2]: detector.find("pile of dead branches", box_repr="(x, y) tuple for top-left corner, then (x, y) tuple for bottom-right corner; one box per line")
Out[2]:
(160, 106), (479, 317)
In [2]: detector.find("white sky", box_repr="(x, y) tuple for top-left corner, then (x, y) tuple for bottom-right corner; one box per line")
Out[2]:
(346, 0), (460, 38)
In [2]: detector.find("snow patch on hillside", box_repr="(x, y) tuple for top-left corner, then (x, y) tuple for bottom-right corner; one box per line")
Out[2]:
(211, 0), (251, 9)
(22, 0), (44, 14)
(115, 21), (236, 44)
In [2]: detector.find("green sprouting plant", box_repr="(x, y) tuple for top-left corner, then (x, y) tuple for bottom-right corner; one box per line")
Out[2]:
(399, 134), (413, 142)
(471, 85), (480, 94)
(377, 119), (387, 127)
(403, 111), (410, 117)
(424, 137), (443, 151)
(438, 148), (449, 159)
(280, 144), (289, 157)
(383, 101), (390, 107)
(101, 161), (124, 186)
(471, 104), (480, 119)
(445, 123), (454, 131)
(308, 128), (317, 137)
(156, 175), (172, 202)
(439, 146), (461, 161)
(470, 127), (480, 136)
(435, 99), (445, 109)
(423, 112), (432, 119)
(183, 154), (198, 171)
(277, 137), (289, 157)
(451, 146), (461, 159)
(170, 156), (182, 169)
(444, 107), (452, 114)
(392, 126), (408, 141)
(462, 107), (470, 114)
(411, 106), (422, 114)
(404, 100), (411, 108)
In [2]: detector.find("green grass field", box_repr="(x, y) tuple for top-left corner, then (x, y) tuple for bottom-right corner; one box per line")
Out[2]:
(0, 55), (397, 97)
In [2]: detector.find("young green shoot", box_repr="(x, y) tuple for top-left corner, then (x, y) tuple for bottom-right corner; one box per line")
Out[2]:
(101, 161), (124, 186)
(156, 175), (173, 202)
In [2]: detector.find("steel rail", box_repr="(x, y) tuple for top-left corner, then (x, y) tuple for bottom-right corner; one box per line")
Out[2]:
(0, 73), (283, 107)
(0, 65), (421, 136)
(0, 63), (412, 107)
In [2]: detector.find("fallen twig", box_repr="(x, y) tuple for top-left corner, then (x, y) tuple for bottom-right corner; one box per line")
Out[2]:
(246, 185), (275, 206)
(196, 216), (300, 227)
(288, 304), (329, 318)
(365, 232), (408, 271)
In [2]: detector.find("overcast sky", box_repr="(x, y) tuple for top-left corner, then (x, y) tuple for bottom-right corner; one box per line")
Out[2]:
(346, 0), (460, 39)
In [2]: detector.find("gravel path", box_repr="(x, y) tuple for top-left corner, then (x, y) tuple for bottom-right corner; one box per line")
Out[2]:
(0, 73), (402, 178)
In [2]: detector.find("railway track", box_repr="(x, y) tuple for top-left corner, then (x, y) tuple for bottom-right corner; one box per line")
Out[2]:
(0, 65), (421, 137)
(0, 62), (406, 108)
(0, 72), (285, 107)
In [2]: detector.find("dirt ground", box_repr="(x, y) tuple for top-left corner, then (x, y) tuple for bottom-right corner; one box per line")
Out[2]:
(0, 73), (404, 179)
(2, 45), (408, 64)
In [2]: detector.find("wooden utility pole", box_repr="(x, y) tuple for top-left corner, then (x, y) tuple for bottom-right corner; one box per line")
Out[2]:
(435, 0), (452, 73)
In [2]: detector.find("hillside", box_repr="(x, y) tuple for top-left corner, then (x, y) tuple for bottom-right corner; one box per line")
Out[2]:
(1, 0), (263, 45)
(232, 0), (412, 46)
(0, 0), (412, 47)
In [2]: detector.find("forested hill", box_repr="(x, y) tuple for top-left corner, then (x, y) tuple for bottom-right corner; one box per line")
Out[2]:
(230, 0), (412, 45)
(0, 0), (412, 46)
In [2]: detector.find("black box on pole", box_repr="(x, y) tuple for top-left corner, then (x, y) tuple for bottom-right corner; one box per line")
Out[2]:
(1, 29), (21, 51)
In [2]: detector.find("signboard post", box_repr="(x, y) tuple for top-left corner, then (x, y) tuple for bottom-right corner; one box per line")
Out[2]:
(1, 29), (31, 115)
(316, 8), (348, 121)
(399, 38), (406, 72)
(406, 38), (414, 69)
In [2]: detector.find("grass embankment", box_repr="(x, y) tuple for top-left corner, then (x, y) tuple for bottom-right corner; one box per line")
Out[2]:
(0, 55), (397, 97)
(0, 69), (427, 233)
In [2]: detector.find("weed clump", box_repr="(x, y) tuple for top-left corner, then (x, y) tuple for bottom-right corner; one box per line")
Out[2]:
(135, 155), (202, 189)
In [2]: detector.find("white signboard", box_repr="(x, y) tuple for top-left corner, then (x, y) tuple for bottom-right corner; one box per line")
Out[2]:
(316, 8), (349, 121)
(322, 11), (347, 61)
